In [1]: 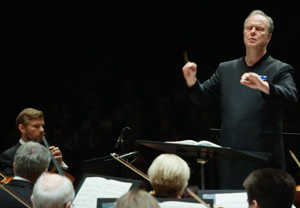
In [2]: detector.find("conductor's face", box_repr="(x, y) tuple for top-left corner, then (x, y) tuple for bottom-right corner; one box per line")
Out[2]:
(18, 118), (45, 143)
(243, 14), (272, 50)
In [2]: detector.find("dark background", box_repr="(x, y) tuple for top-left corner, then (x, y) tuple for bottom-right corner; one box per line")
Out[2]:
(2, 5), (300, 189)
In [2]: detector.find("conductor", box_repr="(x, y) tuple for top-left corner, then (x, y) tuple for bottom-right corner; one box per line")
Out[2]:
(182, 10), (298, 189)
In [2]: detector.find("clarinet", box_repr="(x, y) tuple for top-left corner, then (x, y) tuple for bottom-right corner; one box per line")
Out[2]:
(42, 136), (64, 176)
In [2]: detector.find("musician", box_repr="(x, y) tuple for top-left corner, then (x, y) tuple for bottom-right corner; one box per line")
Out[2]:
(147, 153), (190, 198)
(31, 172), (75, 208)
(182, 9), (298, 189)
(0, 141), (51, 207)
(0, 107), (68, 176)
(114, 189), (160, 208)
(243, 168), (296, 208)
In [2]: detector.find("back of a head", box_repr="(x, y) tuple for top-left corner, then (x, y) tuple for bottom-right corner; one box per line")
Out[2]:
(243, 168), (296, 208)
(147, 153), (190, 198)
(32, 173), (75, 208)
(14, 141), (51, 183)
(114, 189), (160, 208)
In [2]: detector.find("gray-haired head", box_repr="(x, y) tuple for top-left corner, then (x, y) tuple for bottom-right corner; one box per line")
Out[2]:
(244, 10), (274, 34)
(32, 172), (75, 208)
(113, 189), (160, 208)
(14, 141), (51, 183)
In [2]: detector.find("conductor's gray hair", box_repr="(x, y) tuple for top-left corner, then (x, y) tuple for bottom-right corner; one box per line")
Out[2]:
(244, 10), (274, 34)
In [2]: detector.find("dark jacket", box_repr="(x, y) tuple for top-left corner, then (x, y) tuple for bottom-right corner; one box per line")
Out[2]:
(0, 179), (33, 208)
(188, 54), (298, 188)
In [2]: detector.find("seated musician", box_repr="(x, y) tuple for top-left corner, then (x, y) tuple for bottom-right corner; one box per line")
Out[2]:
(243, 168), (296, 208)
(0, 141), (51, 207)
(147, 153), (191, 198)
(0, 107), (68, 176)
(113, 188), (160, 208)
(31, 172), (75, 208)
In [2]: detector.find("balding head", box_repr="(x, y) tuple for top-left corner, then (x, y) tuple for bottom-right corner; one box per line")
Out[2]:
(31, 173), (75, 208)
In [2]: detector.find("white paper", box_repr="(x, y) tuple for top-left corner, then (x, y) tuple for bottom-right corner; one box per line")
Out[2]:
(159, 201), (206, 208)
(214, 192), (248, 208)
(166, 140), (221, 148)
(72, 177), (132, 208)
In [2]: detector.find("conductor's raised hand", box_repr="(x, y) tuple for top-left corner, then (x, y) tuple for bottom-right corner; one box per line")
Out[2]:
(240, 72), (270, 94)
(182, 62), (197, 87)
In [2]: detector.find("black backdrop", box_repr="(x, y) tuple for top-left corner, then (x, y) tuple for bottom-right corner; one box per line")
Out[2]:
(2, 5), (300, 188)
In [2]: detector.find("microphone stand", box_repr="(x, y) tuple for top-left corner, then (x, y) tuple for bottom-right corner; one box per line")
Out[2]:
(114, 126), (132, 177)
(115, 126), (131, 154)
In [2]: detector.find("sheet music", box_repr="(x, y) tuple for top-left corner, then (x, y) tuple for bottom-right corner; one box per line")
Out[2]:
(166, 140), (221, 148)
(214, 192), (248, 208)
(72, 177), (132, 208)
(212, 192), (296, 208)
(159, 201), (206, 208)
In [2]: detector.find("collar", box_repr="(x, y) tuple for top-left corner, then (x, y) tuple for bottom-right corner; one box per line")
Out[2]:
(243, 52), (270, 69)
(13, 175), (31, 183)
(19, 139), (26, 145)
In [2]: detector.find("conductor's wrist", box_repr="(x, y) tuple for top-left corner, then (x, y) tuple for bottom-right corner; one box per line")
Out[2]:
(186, 78), (197, 88)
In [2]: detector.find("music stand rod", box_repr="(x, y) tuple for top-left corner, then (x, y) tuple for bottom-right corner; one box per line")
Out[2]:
(197, 158), (208, 190)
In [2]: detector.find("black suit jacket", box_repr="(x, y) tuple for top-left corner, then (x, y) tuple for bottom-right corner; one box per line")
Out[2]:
(0, 179), (33, 208)
(0, 143), (21, 176)
(188, 54), (298, 189)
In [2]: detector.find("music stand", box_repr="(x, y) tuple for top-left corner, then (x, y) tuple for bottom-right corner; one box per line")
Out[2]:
(136, 140), (271, 189)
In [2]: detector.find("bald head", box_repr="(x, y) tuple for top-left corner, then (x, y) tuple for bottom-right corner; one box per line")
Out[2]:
(31, 173), (75, 208)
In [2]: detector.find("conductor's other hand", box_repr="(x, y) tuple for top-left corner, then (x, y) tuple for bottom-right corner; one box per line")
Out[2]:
(182, 62), (197, 87)
(240, 72), (270, 94)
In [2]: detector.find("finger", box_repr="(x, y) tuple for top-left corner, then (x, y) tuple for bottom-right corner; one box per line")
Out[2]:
(240, 80), (251, 86)
(54, 155), (63, 164)
(183, 62), (196, 69)
(247, 73), (257, 80)
(53, 155), (62, 159)
(49, 146), (59, 152)
(188, 62), (197, 69)
(48, 146), (55, 150)
(52, 149), (62, 156)
(50, 147), (61, 155)
(240, 73), (249, 83)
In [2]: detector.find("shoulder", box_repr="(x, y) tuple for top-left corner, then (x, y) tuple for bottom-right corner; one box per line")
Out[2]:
(0, 182), (32, 207)
(0, 143), (21, 160)
(7, 180), (34, 191)
(5, 180), (33, 202)
(218, 57), (243, 68)
(266, 56), (294, 73)
(216, 57), (244, 74)
(1, 143), (21, 155)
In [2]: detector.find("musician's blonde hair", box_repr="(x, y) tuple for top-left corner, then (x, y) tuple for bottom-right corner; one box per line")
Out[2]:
(147, 153), (190, 198)
(16, 107), (44, 127)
